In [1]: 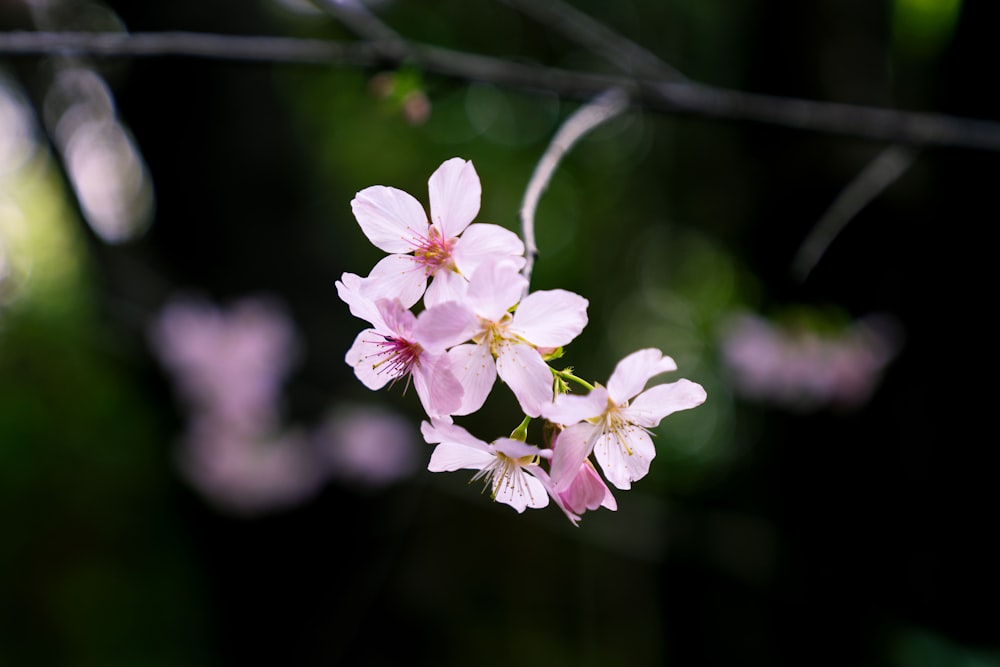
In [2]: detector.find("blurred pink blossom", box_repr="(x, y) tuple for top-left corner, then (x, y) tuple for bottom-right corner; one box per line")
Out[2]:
(314, 404), (420, 487)
(150, 295), (299, 431)
(720, 312), (901, 411)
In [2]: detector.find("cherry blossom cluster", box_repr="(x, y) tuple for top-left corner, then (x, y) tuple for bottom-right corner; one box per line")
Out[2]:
(338, 158), (707, 525)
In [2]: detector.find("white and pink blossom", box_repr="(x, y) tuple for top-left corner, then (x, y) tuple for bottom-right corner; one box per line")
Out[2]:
(542, 348), (707, 491)
(351, 157), (525, 308)
(417, 259), (589, 418)
(422, 419), (551, 513)
(337, 274), (464, 420)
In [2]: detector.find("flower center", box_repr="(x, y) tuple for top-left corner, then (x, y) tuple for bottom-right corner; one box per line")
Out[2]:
(365, 334), (422, 382)
(413, 226), (456, 275)
(472, 451), (538, 502)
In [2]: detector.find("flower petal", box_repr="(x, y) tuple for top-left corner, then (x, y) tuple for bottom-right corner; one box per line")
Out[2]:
(496, 342), (553, 418)
(511, 289), (589, 348)
(529, 466), (582, 526)
(606, 348), (678, 404)
(427, 442), (495, 472)
(447, 343), (497, 416)
(345, 329), (393, 390)
(466, 259), (526, 321)
(493, 467), (549, 513)
(593, 428), (656, 490)
(624, 378), (708, 427)
(413, 301), (479, 352)
(351, 185), (429, 253)
(492, 437), (550, 460)
(424, 268), (470, 308)
(560, 460), (617, 513)
(412, 352), (464, 419)
(541, 387), (609, 426)
(451, 223), (525, 277)
(336, 272), (386, 330)
(364, 254), (428, 309)
(420, 419), (488, 449)
(427, 158), (481, 238)
(548, 422), (599, 492)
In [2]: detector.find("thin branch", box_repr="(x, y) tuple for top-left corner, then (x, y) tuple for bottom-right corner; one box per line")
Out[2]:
(519, 88), (629, 292)
(501, 0), (685, 81)
(3, 31), (1000, 151)
(790, 145), (918, 282)
(308, 0), (410, 59)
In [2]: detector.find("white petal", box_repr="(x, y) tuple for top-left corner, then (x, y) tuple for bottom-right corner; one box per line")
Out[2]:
(493, 467), (549, 513)
(496, 342), (553, 418)
(427, 158), (481, 239)
(413, 301), (480, 352)
(424, 269), (470, 308)
(492, 437), (548, 460)
(427, 442), (494, 472)
(420, 419), (488, 448)
(541, 387), (609, 426)
(364, 254), (428, 309)
(451, 223), (525, 276)
(412, 352), (464, 419)
(624, 379), (708, 427)
(511, 289), (589, 348)
(548, 422), (599, 492)
(351, 185), (429, 253)
(466, 260), (527, 321)
(345, 329), (393, 390)
(447, 343), (497, 416)
(593, 428), (656, 490)
(606, 348), (678, 404)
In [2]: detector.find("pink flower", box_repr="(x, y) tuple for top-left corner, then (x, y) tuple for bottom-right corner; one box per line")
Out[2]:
(351, 157), (525, 308)
(417, 260), (589, 418)
(422, 419), (551, 513)
(532, 458), (616, 527)
(542, 348), (707, 490)
(337, 274), (464, 420)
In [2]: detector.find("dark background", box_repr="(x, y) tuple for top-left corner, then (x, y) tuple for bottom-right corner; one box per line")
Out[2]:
(1, 0), (997, 665)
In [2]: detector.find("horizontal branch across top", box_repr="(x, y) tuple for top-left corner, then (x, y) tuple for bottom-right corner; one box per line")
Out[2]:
(3, 30), (1000, 152)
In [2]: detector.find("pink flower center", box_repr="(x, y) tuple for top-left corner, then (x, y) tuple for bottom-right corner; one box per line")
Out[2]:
(366, 334), (422, 382)
(412, 226), (456, 276)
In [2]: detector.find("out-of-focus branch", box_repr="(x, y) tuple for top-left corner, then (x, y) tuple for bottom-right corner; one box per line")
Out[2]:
(3, 31), (1000, 151)
(520, 89), (629, 292)
(791, 145), (918, 282)
(500, 0), (685, 81)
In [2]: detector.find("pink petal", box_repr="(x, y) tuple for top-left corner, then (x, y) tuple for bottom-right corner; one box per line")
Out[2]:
(495, 342), (553, 418)
(413, 301), (479, 352)
(548, 422), (598, 492)
(606, 348), (678, 404)
(427, 158), (481, 238)
(530, 466), (582, 526)
(511, 289), (589, 348)
(541, 387), (609, 426)
(624, 379), (708, 427)
(451, 223), (525, 276)
(351, 185), (429, 253)
(375, 298), (416, 338)
(560, 460), (617, 513)
(466, 260), (526, 321)
(447, 343), (497, 416)
(364, 254), (428, 309)
(412, 352), (464, 419)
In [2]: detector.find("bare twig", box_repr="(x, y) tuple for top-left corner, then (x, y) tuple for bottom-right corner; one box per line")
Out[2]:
(791, 145), (918, 281)
(308, 0), (410, 60)
(3, 31), (1000, 151)
(519, 88), (629, 293)
(501, 0), (685, 81)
